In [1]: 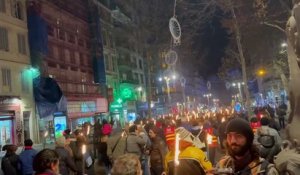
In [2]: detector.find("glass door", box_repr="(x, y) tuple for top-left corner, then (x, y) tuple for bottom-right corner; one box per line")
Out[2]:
(0, 116), (13, 147)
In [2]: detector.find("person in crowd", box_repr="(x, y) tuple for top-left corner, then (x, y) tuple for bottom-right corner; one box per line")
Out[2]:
(250, 117), (261, 134)
(267, 104), (275, 119)
(204, 120), (219, 164)
(111, 154), (142, 175)
(163, 127), (212, 175)
(190, 118), (206, 151)
(107, 124), (129, 163)
(148, 126), (167, 175)
(1, 144), (20, 175)
(33, 149), (60, 175)
(125, 124), (146, 157)
(137, 123), (151, 175)
(209, 118), (278, 175)
(19, 139), (37, 175)
(97, 131), (111, 174)
(71, 135), (94, 175)
(54, 137), (77, 175)
(254, 117), (282, 163)
(277, 101), (288, 129)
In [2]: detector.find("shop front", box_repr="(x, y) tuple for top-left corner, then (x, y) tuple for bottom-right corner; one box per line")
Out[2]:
(0, 96), (35, 147)
(67, 97), (108, 130)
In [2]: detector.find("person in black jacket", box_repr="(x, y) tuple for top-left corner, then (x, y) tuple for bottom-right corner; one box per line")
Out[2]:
(55, 137), (77, 175)
(1, 144), (20, 175)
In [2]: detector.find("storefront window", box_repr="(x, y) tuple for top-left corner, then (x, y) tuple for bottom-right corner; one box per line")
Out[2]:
(0, 116), (13, 147)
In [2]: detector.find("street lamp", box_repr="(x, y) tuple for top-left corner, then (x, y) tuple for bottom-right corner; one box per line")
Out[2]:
(232, 82), (244, 104)
(281, 42), (287, 48)
(203, 93), (212, 106)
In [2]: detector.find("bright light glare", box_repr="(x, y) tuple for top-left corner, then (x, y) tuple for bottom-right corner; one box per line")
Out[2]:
(281, 42), (287, 47)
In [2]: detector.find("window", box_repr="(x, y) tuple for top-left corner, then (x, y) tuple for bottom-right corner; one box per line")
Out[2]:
(47, 25), (54, 36)
(21, 71), (29, 93)
(140, 74), (144, 84)
(139, 59), (143, 69)
(65, 49), (70, 63)
(53, 46), (59, 59)
(58, 30), (65, 40)
(11, 0), (23, 20)
(0, 0), (5, 13)
(68, 33), (75, 43)
(102, 30), (107, 46)
(17, 34), (26, 55)
(104, 54), (109, 71)
(78, 38), (84, 47)
(2, 68), (11, 92)
(0, 27), (8, 51)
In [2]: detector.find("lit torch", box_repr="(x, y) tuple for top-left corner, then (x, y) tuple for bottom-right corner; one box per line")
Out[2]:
(207, 134), (213, 145)
(221, 117), (225, 123)
(82, 144), (86, 174)
(154, 119), (157, 126)
(174, 133), (180, 166)
(87, 125), (90, 135)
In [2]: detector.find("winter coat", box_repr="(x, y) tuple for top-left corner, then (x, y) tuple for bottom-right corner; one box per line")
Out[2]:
(35, 169), (57, 175)
(125, 133), (146, 157)
(149, 136), (167, 169)
(97, 141), (111, 167)
(1, 153), (20, 175)
(19, 148), (37, 175)
(71, 142), (95, 175)
(107, 133), (127, 161)
(55, 146), (77, 175)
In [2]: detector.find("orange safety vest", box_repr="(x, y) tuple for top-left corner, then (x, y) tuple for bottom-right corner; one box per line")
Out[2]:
(205, 128), (218, 148)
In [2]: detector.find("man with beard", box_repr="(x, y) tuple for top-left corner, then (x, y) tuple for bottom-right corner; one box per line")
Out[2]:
(208, 118), (278, 175)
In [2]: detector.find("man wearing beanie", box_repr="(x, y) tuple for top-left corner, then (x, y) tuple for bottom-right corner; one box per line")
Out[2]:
(208, 118), (278, 175)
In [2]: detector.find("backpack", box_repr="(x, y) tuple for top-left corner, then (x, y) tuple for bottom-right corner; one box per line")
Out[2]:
(257, 129), (275, 148)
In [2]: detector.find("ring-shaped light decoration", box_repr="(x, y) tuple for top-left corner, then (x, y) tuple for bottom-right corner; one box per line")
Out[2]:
(180, 77), (186, 87)
(165, 50), (178, 66)
(169, 17), (182, 40)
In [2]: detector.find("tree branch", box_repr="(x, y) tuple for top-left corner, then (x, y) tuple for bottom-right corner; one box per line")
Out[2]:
(261, 21), (285, 33)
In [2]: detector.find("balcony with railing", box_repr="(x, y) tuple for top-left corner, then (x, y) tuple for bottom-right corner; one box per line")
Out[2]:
(118, 58), (136, 70)
(56, 80), (101, 97)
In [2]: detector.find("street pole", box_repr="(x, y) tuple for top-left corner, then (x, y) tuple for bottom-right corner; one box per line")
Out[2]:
(238, 83), (244, 105)
(166, 79), (171, 105)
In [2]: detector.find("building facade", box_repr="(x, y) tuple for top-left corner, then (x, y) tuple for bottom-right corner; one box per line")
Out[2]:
(27, 0), (107, 140)
(0, 0), (37, 146)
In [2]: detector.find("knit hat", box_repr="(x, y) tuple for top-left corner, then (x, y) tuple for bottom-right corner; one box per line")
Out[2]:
(260, 117), (270, 126)
(226, 118), (254, 144)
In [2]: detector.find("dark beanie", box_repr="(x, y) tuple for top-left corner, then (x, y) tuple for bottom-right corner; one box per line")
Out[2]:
(260, 117), (270, 126)
(226, 118), (254, 144)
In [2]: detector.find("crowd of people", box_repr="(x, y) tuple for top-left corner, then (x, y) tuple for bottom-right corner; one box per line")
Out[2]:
(0, 103), (289, 175)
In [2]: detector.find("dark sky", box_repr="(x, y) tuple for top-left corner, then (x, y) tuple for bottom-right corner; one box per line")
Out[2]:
(196, 13), (229, 79)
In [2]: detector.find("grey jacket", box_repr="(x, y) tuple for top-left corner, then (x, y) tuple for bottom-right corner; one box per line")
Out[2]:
(55, 146), (77, 175)
(125, 133), (146, 156)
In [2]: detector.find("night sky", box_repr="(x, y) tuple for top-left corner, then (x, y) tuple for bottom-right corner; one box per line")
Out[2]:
(196, 12), (229, 79)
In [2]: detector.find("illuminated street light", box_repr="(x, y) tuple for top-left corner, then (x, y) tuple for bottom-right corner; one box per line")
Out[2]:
(158, 77), (163, 82)
(281, 42), (287, 48)
(172, 74), (176, 80)
(232, 83), (236, 87)
(257, 68), (266, 77)
(137, 86), (142, 92)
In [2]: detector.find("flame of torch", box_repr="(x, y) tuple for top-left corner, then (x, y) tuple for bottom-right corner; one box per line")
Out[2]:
(44, 131), (48, 137)
(207, 134), (213, 145)
(221, 117), (225, 123)
(174, 133), (180, 166)
(87, 125), (90, 135)
(82, 144), (86, 155)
